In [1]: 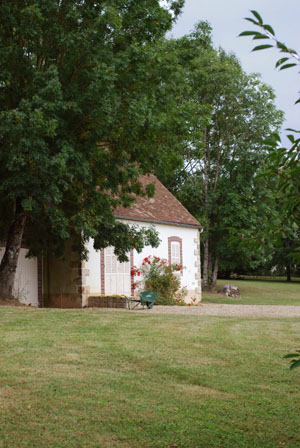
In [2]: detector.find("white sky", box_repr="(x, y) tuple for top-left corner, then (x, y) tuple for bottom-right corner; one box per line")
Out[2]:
(169, 0), (300, 138)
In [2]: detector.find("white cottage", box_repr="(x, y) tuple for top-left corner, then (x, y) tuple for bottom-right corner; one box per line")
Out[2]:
(0, 175), (202, 307)
(83, 174), (202, 306)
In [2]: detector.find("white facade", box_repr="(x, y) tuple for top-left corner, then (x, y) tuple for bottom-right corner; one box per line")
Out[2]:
(84, 238), (101, 295)
(0, 247), (39, 306)
(83, 219), (201, 305)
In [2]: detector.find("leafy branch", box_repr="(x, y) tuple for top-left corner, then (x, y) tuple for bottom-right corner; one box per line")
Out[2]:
(240, 10), (300, 370)
(284, 350), (300, 370)
(239, 10), (300, 76)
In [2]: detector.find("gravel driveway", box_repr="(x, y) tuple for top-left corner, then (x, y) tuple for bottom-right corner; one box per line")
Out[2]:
(128, 303), (300, 318)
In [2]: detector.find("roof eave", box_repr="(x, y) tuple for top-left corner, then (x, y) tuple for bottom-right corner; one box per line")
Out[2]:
(114, 214), (203, 230)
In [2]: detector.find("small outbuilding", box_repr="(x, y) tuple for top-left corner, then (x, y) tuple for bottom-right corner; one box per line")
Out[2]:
(1, 175), (202, 307)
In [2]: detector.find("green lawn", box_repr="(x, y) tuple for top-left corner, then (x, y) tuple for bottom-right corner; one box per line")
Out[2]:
(202, 278), (300, 305)
(1, 307), (300, 447)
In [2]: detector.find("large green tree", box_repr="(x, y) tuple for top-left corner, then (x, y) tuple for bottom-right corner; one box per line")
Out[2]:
(160, 25), (283, 290)
(0, 0), (185, 298)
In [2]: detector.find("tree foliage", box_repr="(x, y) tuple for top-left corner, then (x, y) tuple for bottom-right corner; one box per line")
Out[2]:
(159, 24), (283, 289)
(240, 10), (300, 369)
(240, 10), (300, 263)
(0, 0), (185, 297)
(284, 350), (300, 370)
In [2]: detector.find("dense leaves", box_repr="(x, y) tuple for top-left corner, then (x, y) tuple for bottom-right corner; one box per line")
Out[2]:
(160, 24), (283, 289)
(0, 0), (185, 296)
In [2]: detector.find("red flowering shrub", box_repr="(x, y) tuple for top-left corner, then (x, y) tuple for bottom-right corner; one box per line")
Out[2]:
(134, 255), (186, 305)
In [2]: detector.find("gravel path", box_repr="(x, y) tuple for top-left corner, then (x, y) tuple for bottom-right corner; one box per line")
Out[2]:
(126, 303), (300, 318)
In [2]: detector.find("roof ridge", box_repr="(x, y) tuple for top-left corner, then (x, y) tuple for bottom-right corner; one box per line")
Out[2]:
(114, 174), (201, 228)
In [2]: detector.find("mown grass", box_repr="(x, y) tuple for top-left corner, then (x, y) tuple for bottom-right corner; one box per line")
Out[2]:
(202, 278), (300, 305)
(1, 307), (300, 447)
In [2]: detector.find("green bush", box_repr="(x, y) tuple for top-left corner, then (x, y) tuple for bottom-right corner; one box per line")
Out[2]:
(132, 256), (187, 305)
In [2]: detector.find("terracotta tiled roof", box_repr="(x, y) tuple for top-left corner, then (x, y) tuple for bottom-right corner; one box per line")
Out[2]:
(114, 174), (201, 228)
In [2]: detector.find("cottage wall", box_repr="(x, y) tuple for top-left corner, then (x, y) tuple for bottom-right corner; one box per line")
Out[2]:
(0, 246), (39, 306)
(129, 221), (201, 302)
(83, 238), (101, 305)
(43, 238), (83, 308)
(83, 220), (201, 305)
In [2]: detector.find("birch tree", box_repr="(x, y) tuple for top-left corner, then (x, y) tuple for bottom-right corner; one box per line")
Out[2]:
(163, 26), (283, 290)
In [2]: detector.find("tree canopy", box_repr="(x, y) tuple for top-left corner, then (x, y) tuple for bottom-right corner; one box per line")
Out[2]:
(0, 0), (185, 297)
(158, 23), (283, 289)
(0, 4), (293, 299)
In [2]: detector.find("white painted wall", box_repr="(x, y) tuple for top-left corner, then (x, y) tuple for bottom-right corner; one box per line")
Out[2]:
(0, 247), (38, 306)
(84, 220), (201, 302)
(84, 238), (101, 294)
(130, 221), (201, 302)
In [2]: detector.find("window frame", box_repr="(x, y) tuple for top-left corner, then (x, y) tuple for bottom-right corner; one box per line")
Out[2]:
(168, 236), (183, 273)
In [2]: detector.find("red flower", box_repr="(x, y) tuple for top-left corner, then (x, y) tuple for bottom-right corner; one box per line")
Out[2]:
(137, 272), (140, 276)
(131, 270), (136, 276)
(147, 283), (150, 287)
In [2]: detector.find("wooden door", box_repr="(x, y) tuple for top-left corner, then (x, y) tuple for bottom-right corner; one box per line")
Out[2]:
(104, 247), (131, 295)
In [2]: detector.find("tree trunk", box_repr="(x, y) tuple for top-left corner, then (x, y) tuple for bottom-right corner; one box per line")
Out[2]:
(207, 250), (213, 289)
(211, 256), (219, 290)
(202, 129), (209, 291)
(203, 238), (209, 290)
(0, 201), (27, 299)
(286, 263), (291, 282)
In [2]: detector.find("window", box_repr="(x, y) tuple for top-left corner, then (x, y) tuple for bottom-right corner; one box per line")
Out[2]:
(168, 236), (182, 270)
(171, 241), (180, 265)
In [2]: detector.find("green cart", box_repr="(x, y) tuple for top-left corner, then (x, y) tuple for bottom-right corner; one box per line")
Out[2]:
(125, 291), (157, 310)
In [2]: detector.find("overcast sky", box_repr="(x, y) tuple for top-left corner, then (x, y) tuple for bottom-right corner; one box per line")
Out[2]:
(169, 0), (300, 138)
